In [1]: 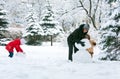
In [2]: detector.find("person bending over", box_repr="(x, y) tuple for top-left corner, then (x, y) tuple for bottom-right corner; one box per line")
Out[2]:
(5, 37), (26, 58)
(67, 23), (90, 61)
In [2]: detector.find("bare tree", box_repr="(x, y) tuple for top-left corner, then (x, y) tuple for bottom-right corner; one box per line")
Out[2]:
(79, 0), (100, 30)
(56, 0), (101, 30)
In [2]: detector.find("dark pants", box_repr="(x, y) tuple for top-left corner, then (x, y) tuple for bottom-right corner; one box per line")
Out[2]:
(74, 45), (79, 53)
(67, 39), (79, 61)
(8, 52), (14, 58)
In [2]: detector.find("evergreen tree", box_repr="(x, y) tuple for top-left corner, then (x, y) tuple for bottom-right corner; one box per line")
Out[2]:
(40, 1), (62, 46)
(0, 2), (8, 39)
(0, 9), (8, 28)
(99, 0), (120, 60)
(24, 8), (44, 45)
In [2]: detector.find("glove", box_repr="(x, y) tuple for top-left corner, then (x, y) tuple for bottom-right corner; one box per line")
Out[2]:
(22, 52), (26, 54)
(79, 41), (85, 47)
(17, 52), (26, 54)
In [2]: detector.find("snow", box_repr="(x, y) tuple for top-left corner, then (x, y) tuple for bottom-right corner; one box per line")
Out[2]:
(73, 39), (92, 63)
(0, 43), (120, 79)
(0, 0), (119, 78)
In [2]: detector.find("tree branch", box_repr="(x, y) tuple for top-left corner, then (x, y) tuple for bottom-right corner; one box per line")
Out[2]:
(88, 0), (92, 16)
(57, 5), (82, 20)
(79, 0), (97, 30)
(79, 0), (89, 15)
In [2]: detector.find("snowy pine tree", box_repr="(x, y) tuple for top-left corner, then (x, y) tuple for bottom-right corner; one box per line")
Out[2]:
(24, 8), (44, 45)
(0, 1), (8, 39)
(99, 0), (120, 61)
(0, 9), (8, 29)
(40, 1), (62, 46)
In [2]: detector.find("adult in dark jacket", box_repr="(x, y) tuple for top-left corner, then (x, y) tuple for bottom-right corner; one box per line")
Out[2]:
(67, 24), (90, 61)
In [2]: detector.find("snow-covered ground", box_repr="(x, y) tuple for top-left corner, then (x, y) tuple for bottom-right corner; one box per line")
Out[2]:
(0, 43), (120, 79)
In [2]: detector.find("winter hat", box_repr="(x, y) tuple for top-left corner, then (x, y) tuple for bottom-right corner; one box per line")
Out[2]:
(20, 38), (26, 45)
(83, 24), (90, 30)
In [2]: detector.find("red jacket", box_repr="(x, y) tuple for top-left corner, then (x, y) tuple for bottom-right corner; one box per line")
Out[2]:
(5, 38), (23, 53)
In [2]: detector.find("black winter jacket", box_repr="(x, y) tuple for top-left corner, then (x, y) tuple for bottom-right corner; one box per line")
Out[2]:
(67, 24), (87, 44)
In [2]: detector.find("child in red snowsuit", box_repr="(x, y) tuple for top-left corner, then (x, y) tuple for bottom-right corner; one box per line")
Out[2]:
(5, 38), (25, 58)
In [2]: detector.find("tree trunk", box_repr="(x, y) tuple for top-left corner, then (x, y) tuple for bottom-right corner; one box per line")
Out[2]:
(50, 35), (53, 46)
